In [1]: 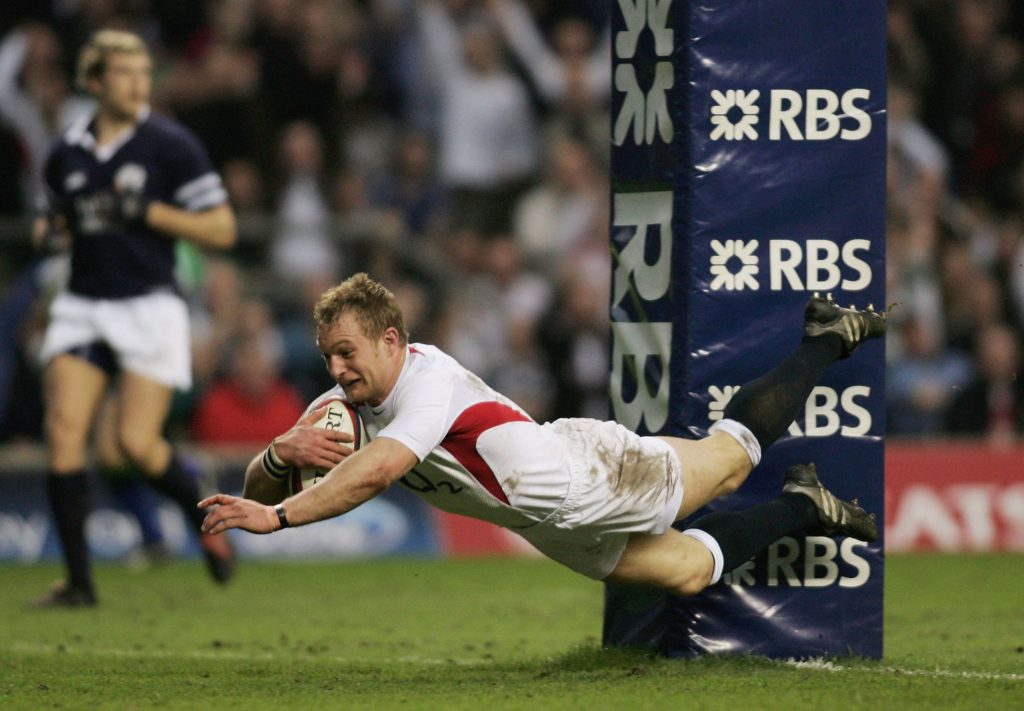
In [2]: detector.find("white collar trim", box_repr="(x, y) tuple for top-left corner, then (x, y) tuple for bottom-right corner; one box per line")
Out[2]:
(65, 106), (151, 162)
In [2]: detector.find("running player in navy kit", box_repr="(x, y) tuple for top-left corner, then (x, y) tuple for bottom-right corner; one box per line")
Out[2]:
(33, 30), (237, 607)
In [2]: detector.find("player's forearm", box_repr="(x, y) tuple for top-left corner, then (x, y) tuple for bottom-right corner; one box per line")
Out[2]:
(417, 0), (462, 79)
(147, 202), (236, 249)
(243, 450), (290, 504)
(0, 31), (28, 97)
(280, 459), (389, 526)
(277, 440), (416, 527)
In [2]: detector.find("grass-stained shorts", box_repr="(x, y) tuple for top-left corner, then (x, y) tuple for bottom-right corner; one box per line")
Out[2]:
(515, 418), (684, 580)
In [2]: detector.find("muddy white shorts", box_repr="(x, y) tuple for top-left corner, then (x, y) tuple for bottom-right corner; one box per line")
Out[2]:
(40, 290), (192, 390)
(514, 418), (684, 580)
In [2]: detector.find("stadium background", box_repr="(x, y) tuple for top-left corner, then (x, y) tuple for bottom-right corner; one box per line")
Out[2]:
(0, 0), (1022, 564)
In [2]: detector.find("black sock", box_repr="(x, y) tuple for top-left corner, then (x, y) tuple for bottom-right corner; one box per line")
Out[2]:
(103, 466), (165, 546)
(146, 453), (205, 531)
(687, 493), (820, 576)
(46, 471), (93, 592)
(722, 337), (843, 452)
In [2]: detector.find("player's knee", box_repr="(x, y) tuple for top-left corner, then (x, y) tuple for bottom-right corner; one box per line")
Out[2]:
(670, 566), (713, 597)
(45, 411), (89, 455)
(717, 468), (747, 496)
(117, 428), (158, 467)
(94, 451), (121, 471)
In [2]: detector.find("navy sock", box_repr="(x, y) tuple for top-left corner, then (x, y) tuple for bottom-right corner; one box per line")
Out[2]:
(46, 471), (93, 592)
(146, 453), (205, 531)
(688, 493), (820, 574)
(722, 338), (842, 452)
(104, 469), (164, 546)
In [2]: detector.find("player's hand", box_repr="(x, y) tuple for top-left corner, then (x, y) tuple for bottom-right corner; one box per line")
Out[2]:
(199, 494), (278, 534)
(271, 406), (355, 470)
(32, 214), (71, 254)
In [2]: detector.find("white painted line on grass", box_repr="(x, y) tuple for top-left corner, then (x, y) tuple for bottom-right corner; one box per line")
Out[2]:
(8, 643), (1023, 681)
(785, 658), (1024, 682)
(8, 642), (483, 666)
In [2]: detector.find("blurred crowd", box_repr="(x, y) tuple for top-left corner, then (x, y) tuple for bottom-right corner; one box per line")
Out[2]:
(0, 0), (613, 447)
(887, 0), (1024, 442)
(0, 0), (1022, 447)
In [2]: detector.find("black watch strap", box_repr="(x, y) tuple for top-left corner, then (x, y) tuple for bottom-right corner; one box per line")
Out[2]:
(274, 503), (290, 529)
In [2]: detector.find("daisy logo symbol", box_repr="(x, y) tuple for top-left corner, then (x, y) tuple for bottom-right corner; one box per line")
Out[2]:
(710, 89), (760, 141)
(707, 385), (740, 422)
(709, 239), (760, 291)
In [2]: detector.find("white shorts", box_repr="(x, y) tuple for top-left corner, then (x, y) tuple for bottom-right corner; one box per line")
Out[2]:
(40, 290), (192, 390)
(514, 418), (684, 580)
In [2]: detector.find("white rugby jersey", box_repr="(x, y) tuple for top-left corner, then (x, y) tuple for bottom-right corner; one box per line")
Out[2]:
(309, 344), (572, 529)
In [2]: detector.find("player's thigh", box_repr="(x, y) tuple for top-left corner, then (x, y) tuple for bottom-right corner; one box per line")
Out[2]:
(605, 530), (715, 596)
(44, 355), (110, 465)
(658, 431), (753, 520)
(115, 370), (174, 468)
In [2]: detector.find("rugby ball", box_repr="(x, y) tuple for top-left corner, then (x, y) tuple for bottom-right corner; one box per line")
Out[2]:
(290, 397), (368, 494)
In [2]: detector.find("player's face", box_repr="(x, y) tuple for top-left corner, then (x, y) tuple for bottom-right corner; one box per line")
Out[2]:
(95, 51), (152, 120)
(317, 312), (403, 407)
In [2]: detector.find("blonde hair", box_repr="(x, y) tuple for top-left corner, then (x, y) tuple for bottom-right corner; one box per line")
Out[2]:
(76, 29), (150, 92)
(314, 273), (408, 344)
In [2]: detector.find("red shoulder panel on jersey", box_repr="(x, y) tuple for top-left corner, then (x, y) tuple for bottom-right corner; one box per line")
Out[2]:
(440, 402), (531, 506)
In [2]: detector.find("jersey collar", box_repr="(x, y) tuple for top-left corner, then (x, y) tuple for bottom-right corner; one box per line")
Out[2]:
(367, 345), (413, 417)
(65, 105), (152, 162)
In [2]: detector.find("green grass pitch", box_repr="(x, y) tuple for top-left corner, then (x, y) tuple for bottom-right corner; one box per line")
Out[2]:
(1, 554), (1021, 709)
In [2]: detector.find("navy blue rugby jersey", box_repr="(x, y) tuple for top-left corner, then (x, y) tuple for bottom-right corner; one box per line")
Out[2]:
(43, 108), (228, 299)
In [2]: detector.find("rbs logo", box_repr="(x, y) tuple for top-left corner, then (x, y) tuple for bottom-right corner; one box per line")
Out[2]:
(723, 536), (872, 588)
(614, 0), (675, 146)
(710, 88), (873, 141)
(709, 384), (873, 437)
(709, 238), (873, 292)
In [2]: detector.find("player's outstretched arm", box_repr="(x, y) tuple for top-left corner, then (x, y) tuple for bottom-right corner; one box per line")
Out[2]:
(284, 437), (418, 525)
(242, 405), (354, 503)
(203, 437), (417, 534)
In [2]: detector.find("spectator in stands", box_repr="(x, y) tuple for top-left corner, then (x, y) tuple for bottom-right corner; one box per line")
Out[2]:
(887, 83), (950, 216)
(912, 0), (1012, 192)
(0, 1), (1023, 454)
(947, 322), (1024, 441)
(370, 130), (447, 238)
(887, 317), (973, 436)
(478, 236), (554, 421)
(334, 30), (400, 187)
(537, 255), (611, 420)
(512, 136), (605, 273)
(251, 0), (340, 142)
(486, 0), (609, 108)
(192, 319), (305, 446)
(0, 24), (93, 211)
(189, 259), (245, 389)
(279, 272), (341, 404)
(416, 0), (539, 235)
(270, 120), (342, 284)
(888, 0), (932, 96)
(485, 0), (611, 162)
(886, 208), (948, 364)
(158, 0), (261, 166)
